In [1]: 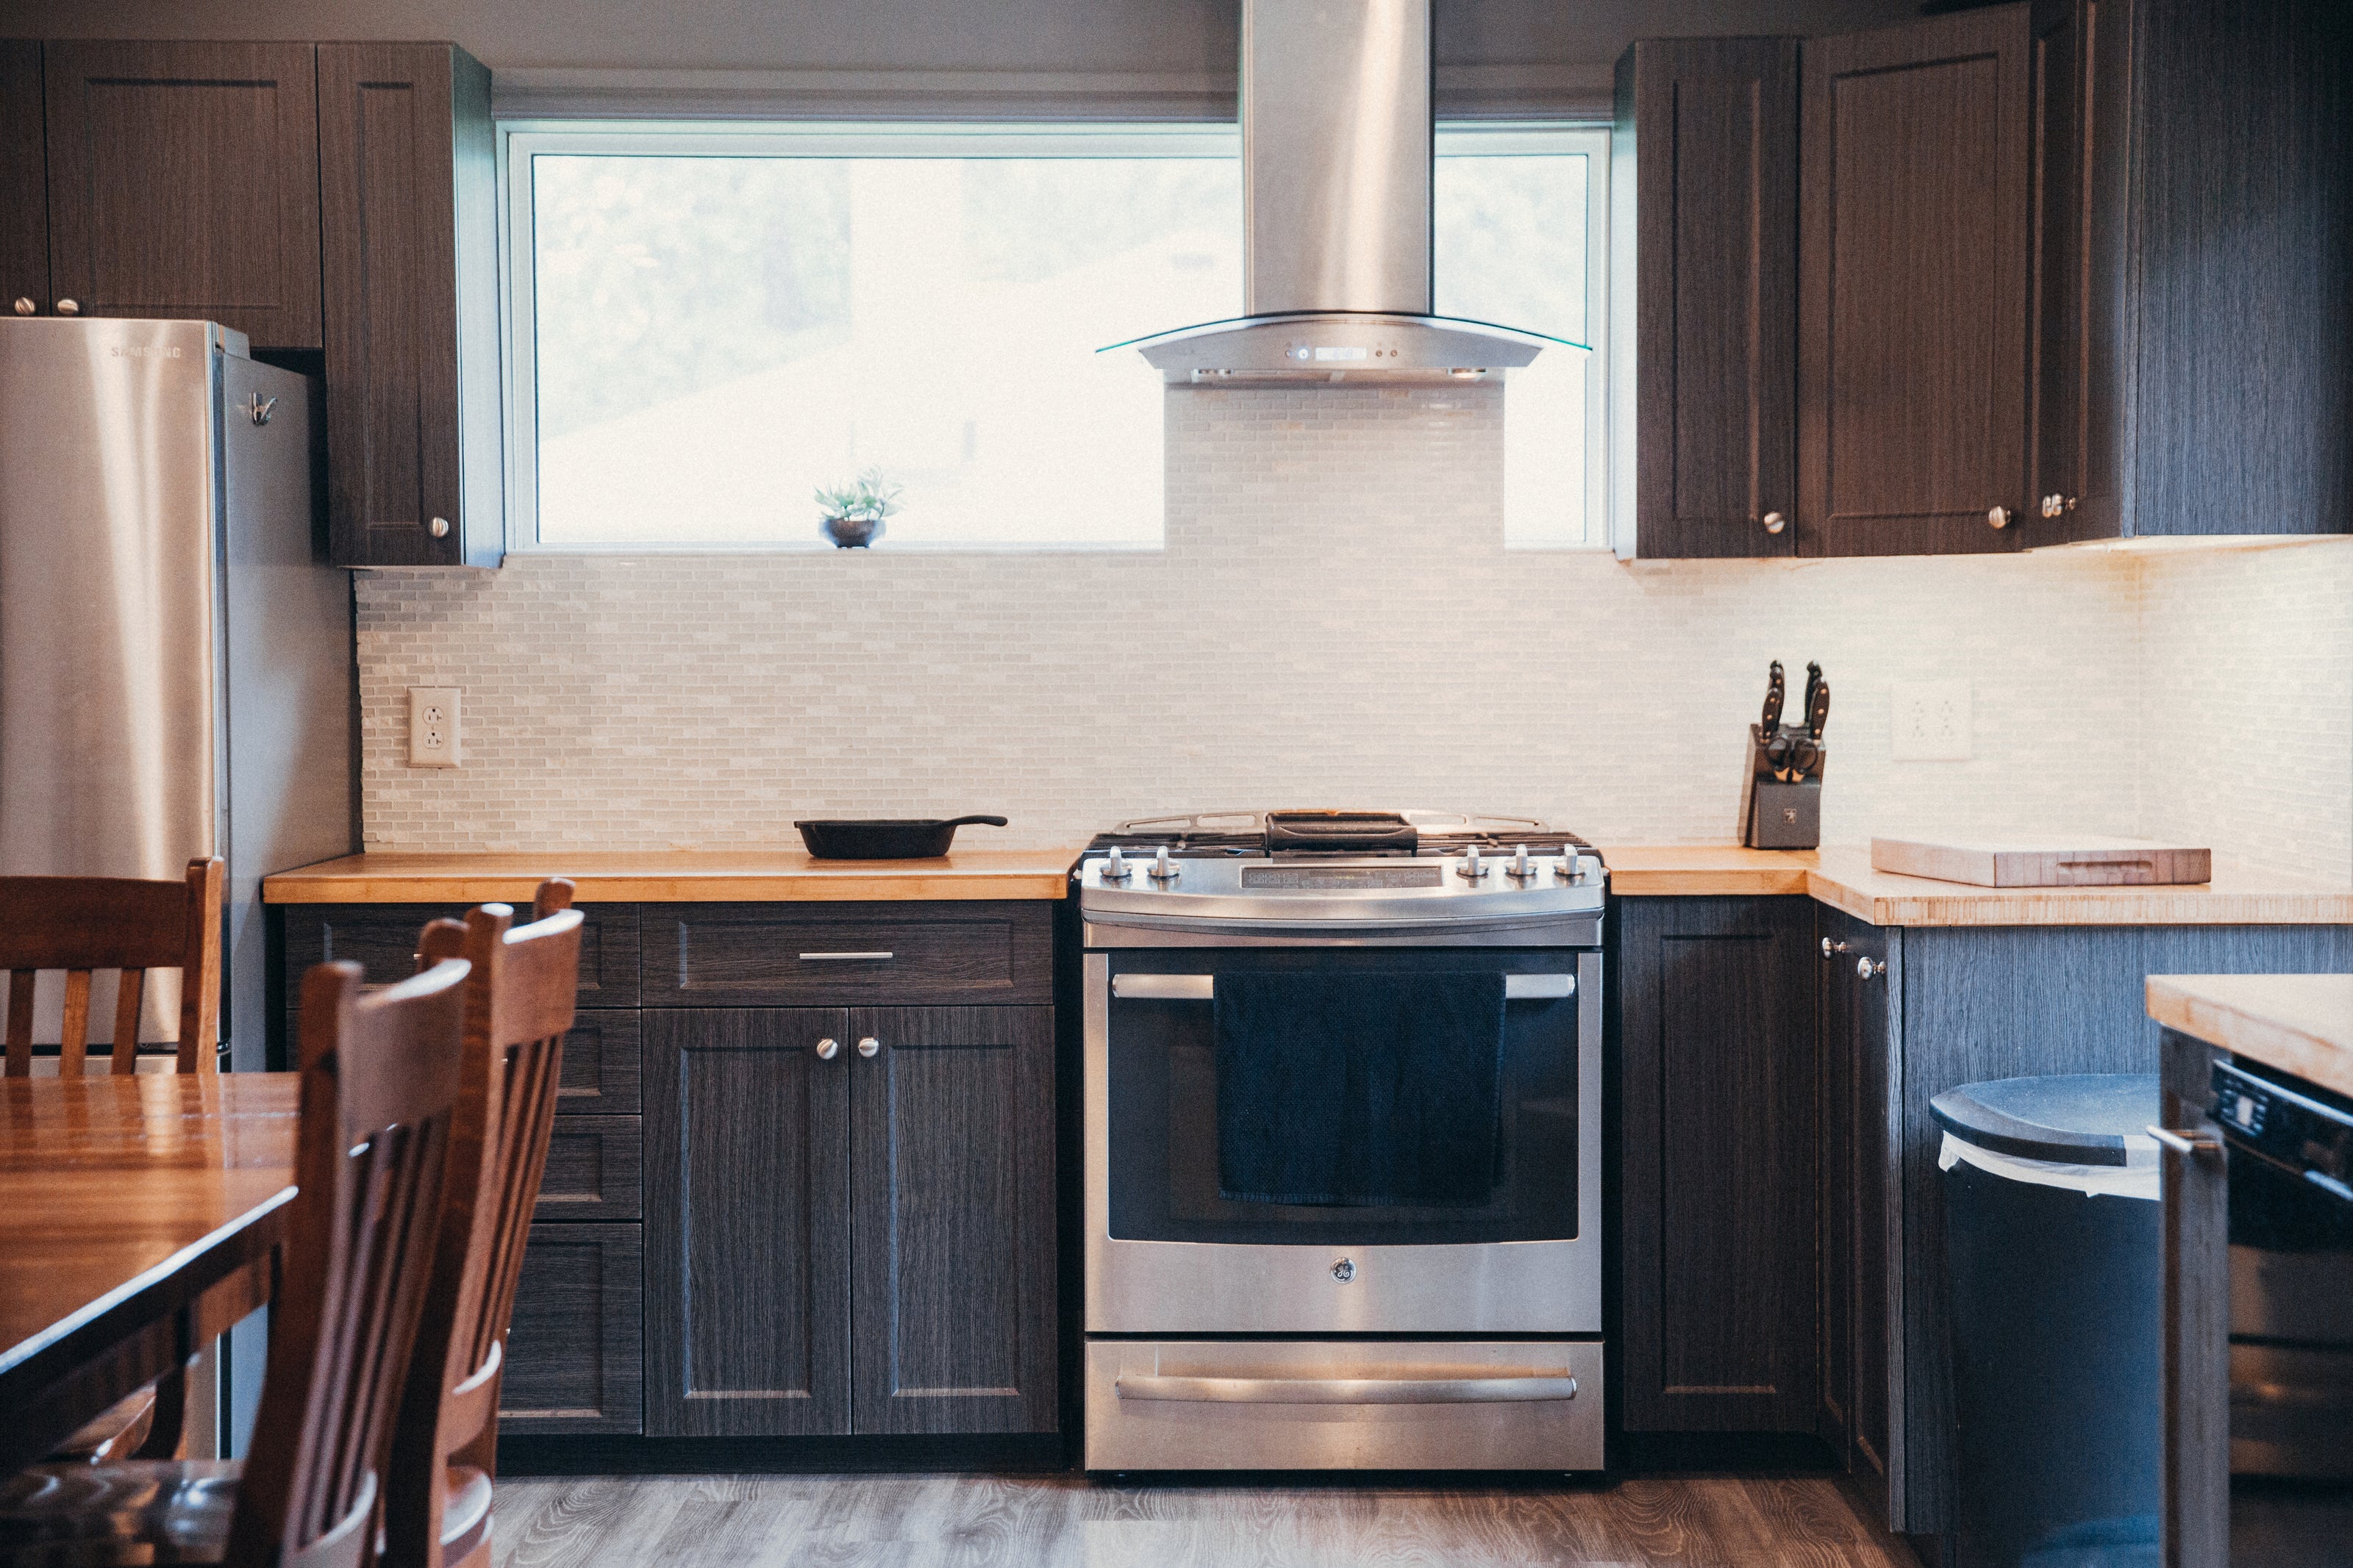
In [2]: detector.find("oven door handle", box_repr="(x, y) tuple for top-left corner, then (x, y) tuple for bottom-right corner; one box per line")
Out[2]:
(1110, 973), (1574, 1002)
(1113, 1373), (1578, 1405)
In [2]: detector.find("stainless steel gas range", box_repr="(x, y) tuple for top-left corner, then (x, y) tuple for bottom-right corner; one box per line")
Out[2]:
(1077, 809), (1606, 1472)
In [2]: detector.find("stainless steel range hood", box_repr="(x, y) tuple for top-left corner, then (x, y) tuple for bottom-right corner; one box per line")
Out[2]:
(1106, 0), (1575, 385)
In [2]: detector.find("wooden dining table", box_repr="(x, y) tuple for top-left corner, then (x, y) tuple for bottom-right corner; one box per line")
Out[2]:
(0, 1073), (299, 1477)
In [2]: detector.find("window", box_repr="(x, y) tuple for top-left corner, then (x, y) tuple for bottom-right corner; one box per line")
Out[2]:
(501, 121), (1607, 551)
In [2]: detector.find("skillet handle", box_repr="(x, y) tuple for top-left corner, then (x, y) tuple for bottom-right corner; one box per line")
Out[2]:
(941, 815), (1010, 828)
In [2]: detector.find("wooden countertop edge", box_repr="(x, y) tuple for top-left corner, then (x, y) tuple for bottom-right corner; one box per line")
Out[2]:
(264, 871), (1071, 903)
(2146, 975), (2353, 1099)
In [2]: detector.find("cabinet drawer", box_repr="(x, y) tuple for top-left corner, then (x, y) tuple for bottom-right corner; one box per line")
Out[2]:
(558, 1010), (640, 1115)
(500, 1222), (643, 1434)
(535, 1114), (642, 1222)
(282, 901), (638, 1008)
(640, 902), (1052, 1006)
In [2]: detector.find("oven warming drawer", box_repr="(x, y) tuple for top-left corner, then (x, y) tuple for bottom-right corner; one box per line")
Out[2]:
(1083, 1339), (1604, 1472)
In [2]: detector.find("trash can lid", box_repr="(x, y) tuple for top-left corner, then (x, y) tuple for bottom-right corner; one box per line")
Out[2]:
(1929, 1073), (2159, 1167)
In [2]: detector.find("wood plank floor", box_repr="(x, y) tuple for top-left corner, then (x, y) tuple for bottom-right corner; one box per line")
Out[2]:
(489, 1472), (1920, 1567)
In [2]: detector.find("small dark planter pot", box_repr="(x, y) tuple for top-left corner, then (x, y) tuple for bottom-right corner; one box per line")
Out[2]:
(821, 515), (886, 548)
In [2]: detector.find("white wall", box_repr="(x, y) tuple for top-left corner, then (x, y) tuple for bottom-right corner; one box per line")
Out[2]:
(357, 385), (2179, 857)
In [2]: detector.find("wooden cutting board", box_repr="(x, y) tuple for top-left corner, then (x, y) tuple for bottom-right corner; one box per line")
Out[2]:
(1870, 835), (2213, 887)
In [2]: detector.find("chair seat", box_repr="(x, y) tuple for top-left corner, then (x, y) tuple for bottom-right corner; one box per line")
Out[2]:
(439, 1465), (493, 1565)
(0, 1461), (238, 1565)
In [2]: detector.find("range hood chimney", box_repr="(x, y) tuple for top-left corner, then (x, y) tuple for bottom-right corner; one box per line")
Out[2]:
(1106, 0), (1573, 385)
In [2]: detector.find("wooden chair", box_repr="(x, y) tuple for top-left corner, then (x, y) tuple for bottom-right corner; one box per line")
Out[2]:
(0, 953), (471, 1567)
(1, 857), (226, 1462)
(384, 881), (582, 1568)
(1, 857), (224, 1078)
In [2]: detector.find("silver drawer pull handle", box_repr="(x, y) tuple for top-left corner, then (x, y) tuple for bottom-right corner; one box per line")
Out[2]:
(798, 951), (895, 962)
(2146, 1124), (2221, 1161)
(1114, 1374), (1577, 1406)
(1112, 973), (1573, 1002)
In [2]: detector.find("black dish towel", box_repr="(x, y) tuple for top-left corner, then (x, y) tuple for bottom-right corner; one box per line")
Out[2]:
(1215, 971), (1506, 1207)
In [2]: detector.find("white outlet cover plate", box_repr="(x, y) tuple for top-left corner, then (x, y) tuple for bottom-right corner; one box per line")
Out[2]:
(408, 686), (460, 767)
(1890, 679), (1972, 762)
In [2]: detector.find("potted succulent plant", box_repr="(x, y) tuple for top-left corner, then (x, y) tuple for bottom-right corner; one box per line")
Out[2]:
(815, 468), (902, 548)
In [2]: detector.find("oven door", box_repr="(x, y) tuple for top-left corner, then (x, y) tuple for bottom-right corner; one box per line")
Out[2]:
(1084, 947), (1602, 1335)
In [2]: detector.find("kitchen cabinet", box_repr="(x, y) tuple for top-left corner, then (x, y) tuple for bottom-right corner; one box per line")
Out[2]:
(1797, 6), (2033, 556)
(25, 40), (322, 348)
(315, 43), (503, 568)
(2028, 0), (2352, 543)
(1611, 38), (1800, 559)
(500, 1222), (644, 1434)
(1815, 907), (1897, 1528)
(1, 41), (46, 316)
(1617, 897), (1821, 1432)
(644, 1003), (1057, 1438)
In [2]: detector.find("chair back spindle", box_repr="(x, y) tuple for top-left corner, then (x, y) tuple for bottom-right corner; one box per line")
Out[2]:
(229, 956), (469, 1568)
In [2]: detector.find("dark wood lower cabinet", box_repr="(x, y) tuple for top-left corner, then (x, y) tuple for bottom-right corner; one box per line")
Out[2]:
(1817, 907), (1896, 1525)
(644, 1008), (852, 1437)
(1618, 896), (1821, 1431)
(849, 1006), (1057, 1435)
(499, 1222), (643, 1434)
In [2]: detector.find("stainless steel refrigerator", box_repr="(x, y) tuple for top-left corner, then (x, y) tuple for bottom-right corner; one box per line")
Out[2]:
(0, 315), (353, 1070)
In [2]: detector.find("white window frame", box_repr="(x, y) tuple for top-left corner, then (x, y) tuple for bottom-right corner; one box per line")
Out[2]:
(496, 118), (1610, 554)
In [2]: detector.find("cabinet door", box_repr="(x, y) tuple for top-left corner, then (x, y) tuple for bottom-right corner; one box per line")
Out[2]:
(643, 1009), (851, 1436)
(1799, 6), (2033, 555)
(1618, 897), (1820, 1431)
(2028, 0), (2131, 544)
(40, 41), (321, 348)
(847, 1006), (1057, 1435)
(499, 1222), (643, 1434)
(1821, 909), (1898, 1526)
(1616, 38), (1800, 558)
(1, 41), (45, 315)
(2157, 1026), (2227, 1566)
(315, 43), (501, 568)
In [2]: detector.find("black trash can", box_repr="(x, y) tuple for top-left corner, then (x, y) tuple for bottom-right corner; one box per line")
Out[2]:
(1932, 1073), (2162, 1568)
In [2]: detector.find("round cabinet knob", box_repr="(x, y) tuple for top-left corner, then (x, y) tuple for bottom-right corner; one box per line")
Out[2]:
(54, 298), (78, 315)
(1857, 956), (1887, 981)
(1822, 938), (1851, 959)
(1987, 505), (2013, 530)
(857, 1036), (880, 1059)
(429, 517), (451, 538)
(10, 298), (33, 316)
(814, 1037), (842, 1060)
(1763, 512), (1787, 534)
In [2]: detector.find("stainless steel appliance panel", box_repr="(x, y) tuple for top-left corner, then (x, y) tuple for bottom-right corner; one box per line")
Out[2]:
(1085, 948), (1604, 1334)
(1084, 1339), (1603, 1472)
(1243, 0), (1432, 317)
(0, 318), (232, 1040)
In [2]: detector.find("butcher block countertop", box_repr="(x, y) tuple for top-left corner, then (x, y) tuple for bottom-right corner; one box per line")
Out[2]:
(1598, 844), (2353, 927)
(2146, 974), (2353, 1099)
(262, 849), (1086, 904)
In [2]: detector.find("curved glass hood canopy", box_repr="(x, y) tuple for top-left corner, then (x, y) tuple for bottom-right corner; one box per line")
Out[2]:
(1104, 0), (1585, 386)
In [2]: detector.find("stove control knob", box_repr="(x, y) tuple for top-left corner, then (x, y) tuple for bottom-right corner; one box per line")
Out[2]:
(1506, 845), (1537, 880)
(1457, 846), (1488, 881)
(1101, 846), (1132, 881)
(1149, 846), (1179, 883)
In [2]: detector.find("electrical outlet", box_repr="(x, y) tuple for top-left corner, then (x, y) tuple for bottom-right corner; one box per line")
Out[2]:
(408, 687), (460, 767)
(1890, 680), (1972, 761)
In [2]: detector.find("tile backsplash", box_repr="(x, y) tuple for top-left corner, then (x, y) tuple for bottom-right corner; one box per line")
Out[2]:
(358, 387), (2348, 875)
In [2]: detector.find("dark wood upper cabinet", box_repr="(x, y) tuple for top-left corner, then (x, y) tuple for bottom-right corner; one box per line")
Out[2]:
(1618, 896), (1821, 1433)
(316, 42), (502, 568)
(643, 1007), (853, 1437)
(1799, 5), (2034, 556)
(1, 42), (46, 316)
(847, 1006), (1057, 1436)
(38, 40), (321, 348)
(1613, 37), (1800, 559)
(2030, 0), (2352, 542)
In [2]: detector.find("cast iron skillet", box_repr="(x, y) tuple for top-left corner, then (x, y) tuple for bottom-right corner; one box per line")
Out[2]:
(794, 815), (1009, 859)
